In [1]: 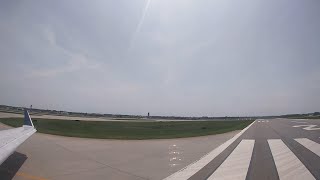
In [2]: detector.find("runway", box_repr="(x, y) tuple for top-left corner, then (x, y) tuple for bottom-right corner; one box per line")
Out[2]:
(165, 119), (320, 180)
(1, 119), (319, 180)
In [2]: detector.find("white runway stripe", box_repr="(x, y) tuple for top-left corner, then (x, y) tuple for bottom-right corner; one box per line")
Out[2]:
(163, 121), (255, 180)
(268, 139), (315, 180)
(292, 121), (307, 123)
(295, 138), (320, 157)
(207, 140), (254, 180)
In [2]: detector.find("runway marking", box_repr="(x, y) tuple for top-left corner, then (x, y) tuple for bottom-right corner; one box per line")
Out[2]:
(268, 139), (315, 180)
(292, 125), (320, 131)
(163, 121), (255, 180)
(295, 138), (320, 157)
(258, 120), (269, 123)
(207, 140), (254, 180)
(291, 121), (307, 124)
(16, 172), (49, 180)
(168, 144), (183, 167)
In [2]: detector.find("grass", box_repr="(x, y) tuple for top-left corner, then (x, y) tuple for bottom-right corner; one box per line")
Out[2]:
(0, 118), (253, 140)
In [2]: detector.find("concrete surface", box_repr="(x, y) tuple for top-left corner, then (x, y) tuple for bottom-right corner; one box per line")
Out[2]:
(0, 123), (239, 180)
(169, 119), (320, 180)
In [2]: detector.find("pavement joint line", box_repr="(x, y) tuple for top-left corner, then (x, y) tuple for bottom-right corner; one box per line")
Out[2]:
(163, 121), (255, 180)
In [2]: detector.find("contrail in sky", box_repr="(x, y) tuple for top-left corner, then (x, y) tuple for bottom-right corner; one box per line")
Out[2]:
(128, 0), (151, 52)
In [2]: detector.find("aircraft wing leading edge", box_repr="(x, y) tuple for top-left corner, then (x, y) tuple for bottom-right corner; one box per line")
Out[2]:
(0, 109), (36, 165)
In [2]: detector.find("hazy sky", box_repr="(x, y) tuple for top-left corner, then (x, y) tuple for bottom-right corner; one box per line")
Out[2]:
(0, 0), (319, 116)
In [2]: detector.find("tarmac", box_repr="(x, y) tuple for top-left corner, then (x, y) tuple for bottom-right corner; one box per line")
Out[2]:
(165, 119), (320, 180)
(0, 123), (239, 180)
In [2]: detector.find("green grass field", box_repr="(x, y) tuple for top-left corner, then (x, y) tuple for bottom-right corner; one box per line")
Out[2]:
(0, 118), (253, 139)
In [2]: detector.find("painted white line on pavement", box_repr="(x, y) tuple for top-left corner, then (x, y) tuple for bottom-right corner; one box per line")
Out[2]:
(292, 121), (307, 124)
(163, 121), (255, 180)
(295, 138), (320, 157)
(291, 119), (308, 121)
(207, 140), (254, 180)
(293, 125), (320, 131)
(268, 139), (315, 180)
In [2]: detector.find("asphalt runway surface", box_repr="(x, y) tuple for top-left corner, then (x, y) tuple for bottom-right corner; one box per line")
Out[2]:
(165, 119), (320, 180)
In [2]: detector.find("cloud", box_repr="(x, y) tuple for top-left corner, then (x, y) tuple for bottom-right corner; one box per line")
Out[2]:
(0, 0), (320, 116)
(29, 27), (100, 78)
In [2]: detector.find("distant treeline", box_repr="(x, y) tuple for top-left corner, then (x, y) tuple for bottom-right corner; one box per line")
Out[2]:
(0, 104), (319, 120)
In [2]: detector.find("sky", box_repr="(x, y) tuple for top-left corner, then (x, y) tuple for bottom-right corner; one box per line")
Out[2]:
(0, 0), (319, 117)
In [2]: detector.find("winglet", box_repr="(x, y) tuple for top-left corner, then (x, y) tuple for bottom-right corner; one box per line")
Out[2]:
(24, 109), (34, 127)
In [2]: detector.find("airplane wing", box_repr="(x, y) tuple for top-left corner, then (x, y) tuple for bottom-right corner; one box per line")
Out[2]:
(0, 109), (36, 165)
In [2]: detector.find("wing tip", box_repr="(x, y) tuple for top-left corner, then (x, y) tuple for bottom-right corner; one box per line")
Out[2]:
(24, 109), (34, 127)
